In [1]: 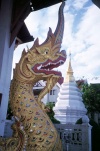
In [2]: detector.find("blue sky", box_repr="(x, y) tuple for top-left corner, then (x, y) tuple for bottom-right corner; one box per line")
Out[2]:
(12, 0), (100, 83)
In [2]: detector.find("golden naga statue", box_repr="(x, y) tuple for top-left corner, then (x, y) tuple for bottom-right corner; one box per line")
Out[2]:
(0, 2), (66, 151)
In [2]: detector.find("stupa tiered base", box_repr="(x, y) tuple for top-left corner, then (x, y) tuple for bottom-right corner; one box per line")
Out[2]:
(53, 54), (87, 124)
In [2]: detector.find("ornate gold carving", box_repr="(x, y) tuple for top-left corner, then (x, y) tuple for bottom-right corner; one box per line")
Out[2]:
(0, 2), (66, 150)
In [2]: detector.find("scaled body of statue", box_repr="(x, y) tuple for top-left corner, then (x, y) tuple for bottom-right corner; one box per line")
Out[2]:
(0, 2), (66, 151)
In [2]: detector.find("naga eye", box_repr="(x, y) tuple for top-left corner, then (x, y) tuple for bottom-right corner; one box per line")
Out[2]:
(43, 48), (49, 55)
(45, 51), (48, 54)
(44, 51), (48, 54)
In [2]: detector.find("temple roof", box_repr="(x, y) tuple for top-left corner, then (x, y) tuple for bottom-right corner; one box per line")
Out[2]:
(10, 0), (66, 46)
(92, 0), (100, 8)
(31, 0), (66, 11)
(15, 23), (34, 48)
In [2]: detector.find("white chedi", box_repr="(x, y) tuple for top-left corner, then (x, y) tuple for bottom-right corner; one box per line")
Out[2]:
(53, 55), (87, 124)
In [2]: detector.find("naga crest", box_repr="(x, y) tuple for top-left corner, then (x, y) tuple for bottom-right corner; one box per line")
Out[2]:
(0, 2), (66, 151)
(14, 2), (66, 83)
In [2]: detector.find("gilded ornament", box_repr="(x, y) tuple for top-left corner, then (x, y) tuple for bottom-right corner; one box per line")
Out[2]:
(0, 2), (66, 151)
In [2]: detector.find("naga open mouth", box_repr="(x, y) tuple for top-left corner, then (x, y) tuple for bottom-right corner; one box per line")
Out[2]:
(32, 55), (66, 76)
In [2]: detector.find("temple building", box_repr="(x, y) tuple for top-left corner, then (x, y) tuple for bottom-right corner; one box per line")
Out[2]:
(33, 81), (61, 105)
(53, 52), (87, 124)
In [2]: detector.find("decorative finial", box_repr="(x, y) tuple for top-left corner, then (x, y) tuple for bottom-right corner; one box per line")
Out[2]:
(64, 50), (75, 83)
(69, 50), (71, 60)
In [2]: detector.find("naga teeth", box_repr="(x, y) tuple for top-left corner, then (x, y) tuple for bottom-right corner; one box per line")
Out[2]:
(48, 62), (51, 65)
(59, 60), (64, 64)
(37, 64), (42, 70)
(37, 60), (64, 70)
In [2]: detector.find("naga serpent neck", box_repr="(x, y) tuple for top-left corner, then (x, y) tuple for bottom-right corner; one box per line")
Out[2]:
(0, 2), (65, 150)
(9, 78), (62, 151)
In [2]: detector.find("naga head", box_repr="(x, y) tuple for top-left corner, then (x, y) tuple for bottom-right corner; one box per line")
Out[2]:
(14, 2), (66, 84)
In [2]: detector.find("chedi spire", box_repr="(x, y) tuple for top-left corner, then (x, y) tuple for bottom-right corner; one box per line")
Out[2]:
(64, 50), (75, 83)
(53, 50), (87, 124)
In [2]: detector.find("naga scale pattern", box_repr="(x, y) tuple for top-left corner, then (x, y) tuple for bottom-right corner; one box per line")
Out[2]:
(0, 2), (66, 151)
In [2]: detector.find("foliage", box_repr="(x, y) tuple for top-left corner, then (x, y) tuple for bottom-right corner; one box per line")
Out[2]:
(76, 117), (99, 127)
(75, 118), (82, 124)
(6, 101), (13, 120)
(46, 102), (60, 124)
(82, 83), (100, 114)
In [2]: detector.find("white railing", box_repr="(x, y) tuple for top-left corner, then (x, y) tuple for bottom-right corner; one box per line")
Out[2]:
(4, 120), (13, 137)
(55, 123), (92, 151)
(4, 120), (92, 151)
